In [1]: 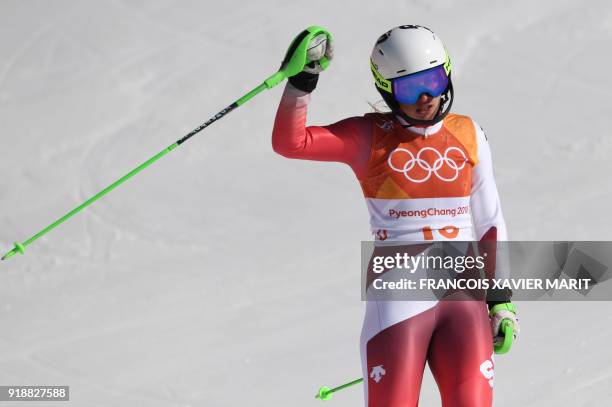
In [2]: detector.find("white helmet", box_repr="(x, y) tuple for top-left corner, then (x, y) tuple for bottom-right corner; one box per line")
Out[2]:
(370, 25), (453, 125)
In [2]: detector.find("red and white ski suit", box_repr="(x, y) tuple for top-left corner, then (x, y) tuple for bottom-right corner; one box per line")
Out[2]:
(272, 84), (508, 407)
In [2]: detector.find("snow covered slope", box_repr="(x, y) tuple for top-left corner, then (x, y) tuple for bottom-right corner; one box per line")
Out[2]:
(1, 0), (611, 405)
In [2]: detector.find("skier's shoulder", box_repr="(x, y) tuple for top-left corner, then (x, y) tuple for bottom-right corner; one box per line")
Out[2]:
(443, 112), (477, 133)
(443, 112), (489, 142)
(444, 113), (488, 138)
(363, 111), (392, 121)
(362, 111), (396, 132)
(442, 113), (482, 164)
(325, 112), (390, 138)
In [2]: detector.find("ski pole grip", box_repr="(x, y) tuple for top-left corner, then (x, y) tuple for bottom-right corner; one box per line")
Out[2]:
(284, 25), (332, 76)
(494, 318), (514, 354)
(266, 25), (333, 90)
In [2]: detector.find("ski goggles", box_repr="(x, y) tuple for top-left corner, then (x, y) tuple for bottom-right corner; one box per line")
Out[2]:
(392, 65), (449, 105)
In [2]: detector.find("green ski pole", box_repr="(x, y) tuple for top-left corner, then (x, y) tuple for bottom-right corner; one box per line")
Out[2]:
(2, 25), (333, 261)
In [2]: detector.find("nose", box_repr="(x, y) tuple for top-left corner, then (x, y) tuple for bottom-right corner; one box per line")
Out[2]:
(417, 93), (433, 103)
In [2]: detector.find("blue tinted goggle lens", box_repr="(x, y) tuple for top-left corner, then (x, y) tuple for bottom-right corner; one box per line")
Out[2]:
(392, 65), (449, 105)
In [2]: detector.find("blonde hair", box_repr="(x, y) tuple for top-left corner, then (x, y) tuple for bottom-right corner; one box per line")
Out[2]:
(367, 99), (391, 113)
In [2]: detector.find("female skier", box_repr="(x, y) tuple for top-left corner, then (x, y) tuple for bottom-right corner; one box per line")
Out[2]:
(272, 25), (520, 406)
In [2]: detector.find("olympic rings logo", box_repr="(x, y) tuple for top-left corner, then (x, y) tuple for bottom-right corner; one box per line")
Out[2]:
(387, 147), (468, 183)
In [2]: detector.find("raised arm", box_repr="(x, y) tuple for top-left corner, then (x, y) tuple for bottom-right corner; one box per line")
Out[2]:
(272, 83), (372, 179)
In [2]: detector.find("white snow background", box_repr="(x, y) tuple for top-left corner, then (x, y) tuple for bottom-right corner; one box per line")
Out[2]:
(1, 0), (612, 406)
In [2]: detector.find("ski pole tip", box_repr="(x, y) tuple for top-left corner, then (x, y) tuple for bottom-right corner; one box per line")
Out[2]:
(1, 250), (14, 261)
(315, 386), (332, 401)
(1, 242), (26, 261)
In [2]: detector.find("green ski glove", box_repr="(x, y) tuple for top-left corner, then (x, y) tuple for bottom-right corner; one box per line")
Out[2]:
(489, 302), (520, 353)
(282, 27), (333, 93)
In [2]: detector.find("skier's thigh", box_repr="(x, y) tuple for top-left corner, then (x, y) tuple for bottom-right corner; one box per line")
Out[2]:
(428, 300), (494, 407)
(364, 306), (436, 407)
